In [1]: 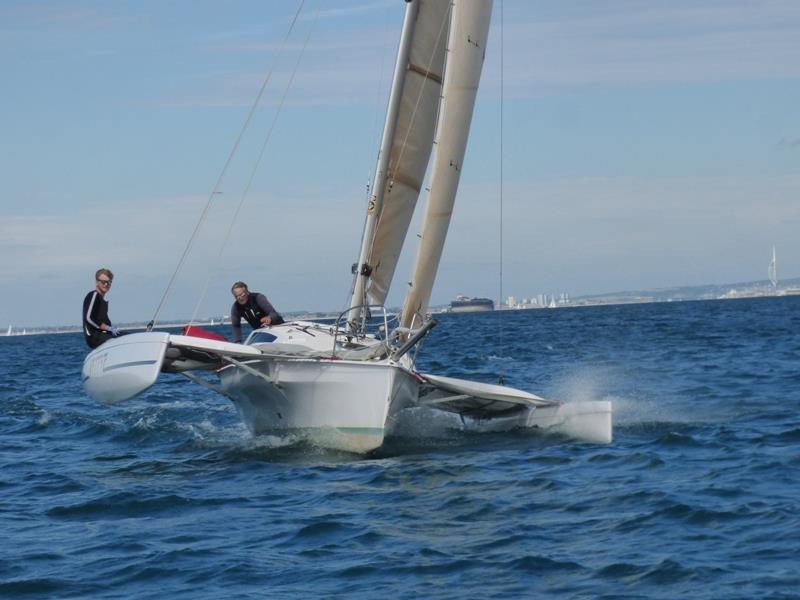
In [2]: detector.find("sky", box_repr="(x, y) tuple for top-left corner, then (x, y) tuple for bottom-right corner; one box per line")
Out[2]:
(1, 0), (799, 328)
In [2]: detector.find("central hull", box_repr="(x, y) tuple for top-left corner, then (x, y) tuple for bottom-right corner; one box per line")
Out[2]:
(218, 357), (419, 453)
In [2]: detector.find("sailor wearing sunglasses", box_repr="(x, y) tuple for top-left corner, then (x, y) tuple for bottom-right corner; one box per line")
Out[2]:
(83, 268), (124, 348)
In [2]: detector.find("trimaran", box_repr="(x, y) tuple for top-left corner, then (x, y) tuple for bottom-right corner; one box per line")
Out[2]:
(82, 0), (612, 453)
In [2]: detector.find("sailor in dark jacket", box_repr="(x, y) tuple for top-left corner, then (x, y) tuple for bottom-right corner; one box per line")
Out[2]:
(83, 268), (121, 348)
(230, 281), (285, 343)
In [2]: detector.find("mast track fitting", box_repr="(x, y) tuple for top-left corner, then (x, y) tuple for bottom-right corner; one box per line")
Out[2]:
(351, 263), (373, 277)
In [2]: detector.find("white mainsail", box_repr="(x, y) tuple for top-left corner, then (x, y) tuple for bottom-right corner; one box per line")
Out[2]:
(350, 0), (451, 316)
(768, 245), (778, 288)
(401, 0), (493, 326)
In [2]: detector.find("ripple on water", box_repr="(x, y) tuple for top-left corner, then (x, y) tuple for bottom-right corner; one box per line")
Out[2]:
(46, 491), (245, 521)
(2, 300), (800, 598)
(508, 554), (585, 573)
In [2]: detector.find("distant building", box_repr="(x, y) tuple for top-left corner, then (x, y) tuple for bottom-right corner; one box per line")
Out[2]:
(450, 295), (494, 313)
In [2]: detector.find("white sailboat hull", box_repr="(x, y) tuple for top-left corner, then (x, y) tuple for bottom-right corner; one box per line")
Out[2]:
(82, 332), (171, 405)
(81, 329), (612, 452)
(526, 401), (613, 444)
(218, 363), (613, 450)
(219, 358), (419, 453)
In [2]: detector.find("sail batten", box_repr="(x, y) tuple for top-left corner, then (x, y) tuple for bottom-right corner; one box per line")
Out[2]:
(408, 62), (445, 83)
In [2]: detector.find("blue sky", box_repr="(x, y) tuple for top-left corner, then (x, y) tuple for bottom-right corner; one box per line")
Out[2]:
(1, 0), (799, 327)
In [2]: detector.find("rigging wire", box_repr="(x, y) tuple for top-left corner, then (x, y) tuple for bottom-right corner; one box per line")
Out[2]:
(147, 0), (307, 330)
(497, 0), (505, 385)
(188, 1), (323, 327)
(342, 0), (395, 316)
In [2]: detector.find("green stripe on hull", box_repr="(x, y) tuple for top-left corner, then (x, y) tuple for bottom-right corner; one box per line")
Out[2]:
(334, 427), (384, 435)
(283, 426), (386, 453)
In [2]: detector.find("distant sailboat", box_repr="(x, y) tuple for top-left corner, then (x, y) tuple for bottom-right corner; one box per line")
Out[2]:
(768, 245), (778, 289)
(5, 325), (11, 336)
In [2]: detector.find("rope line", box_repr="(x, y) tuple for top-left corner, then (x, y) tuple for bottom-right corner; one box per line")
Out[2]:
(188, 1), (322, 327)
(498, 0), (505, 384)
(343, 0), (395, 316)
(148, 0), (306, 330)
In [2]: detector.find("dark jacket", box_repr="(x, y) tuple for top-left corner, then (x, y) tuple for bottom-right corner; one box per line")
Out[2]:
(83, 290), (112, 349)
(231, 292), (284, 342)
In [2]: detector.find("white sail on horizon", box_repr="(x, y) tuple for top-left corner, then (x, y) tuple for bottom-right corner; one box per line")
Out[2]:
(768, 245), (778, 288)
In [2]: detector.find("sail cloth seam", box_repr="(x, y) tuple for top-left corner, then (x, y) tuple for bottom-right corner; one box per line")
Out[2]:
(188, 1), (322, 328)
(147, 0), (307, 330)
(390, 172), (423, 193)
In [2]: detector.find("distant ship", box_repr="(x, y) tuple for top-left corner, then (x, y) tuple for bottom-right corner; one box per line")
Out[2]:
(450, 294), (494, 313)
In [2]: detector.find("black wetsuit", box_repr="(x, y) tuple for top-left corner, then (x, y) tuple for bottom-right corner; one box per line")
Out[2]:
(83, 290), (112, 349)
(230, 292), (284, 342)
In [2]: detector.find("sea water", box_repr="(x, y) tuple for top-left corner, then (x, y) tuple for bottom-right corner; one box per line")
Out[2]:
(1, 296), (798, 598)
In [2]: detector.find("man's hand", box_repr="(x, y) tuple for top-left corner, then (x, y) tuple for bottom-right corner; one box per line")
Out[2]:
(260, 316), (272, 326)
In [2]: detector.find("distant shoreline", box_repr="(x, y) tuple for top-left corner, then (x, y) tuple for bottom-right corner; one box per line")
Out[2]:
(4, 287), (799, 337)
(495, 286), (800, 312)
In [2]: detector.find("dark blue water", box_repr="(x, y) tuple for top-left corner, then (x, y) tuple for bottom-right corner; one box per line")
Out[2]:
(2, 297), (799, 598)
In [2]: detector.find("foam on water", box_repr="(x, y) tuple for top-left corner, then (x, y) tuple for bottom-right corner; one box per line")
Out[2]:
(36, 410), (52, 427)
(387, 405), (466, 438)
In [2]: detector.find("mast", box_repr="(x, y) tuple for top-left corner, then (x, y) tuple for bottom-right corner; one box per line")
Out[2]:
(401, 0), (493, 328)
(348, 2), (419, 328)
